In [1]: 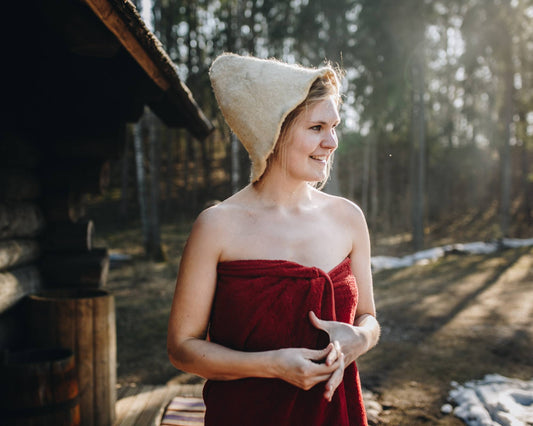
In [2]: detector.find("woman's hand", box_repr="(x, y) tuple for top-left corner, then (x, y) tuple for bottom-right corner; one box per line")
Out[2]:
(274, 343), (343, 397)
(309, 311), (372, 399)
(309, 311), (369, 365)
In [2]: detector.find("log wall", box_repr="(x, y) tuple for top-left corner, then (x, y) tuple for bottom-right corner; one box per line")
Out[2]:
(0, 127), (114, 351)
(0, 132), (45, 349)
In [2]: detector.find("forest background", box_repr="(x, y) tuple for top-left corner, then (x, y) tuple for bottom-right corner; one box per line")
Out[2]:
(93, 0), (533, 259)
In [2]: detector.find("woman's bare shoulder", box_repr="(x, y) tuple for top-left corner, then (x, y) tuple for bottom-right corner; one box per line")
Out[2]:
(315, 190), (366, 223)
(182, 197), (247, 265)
(193, 189), (253, 234)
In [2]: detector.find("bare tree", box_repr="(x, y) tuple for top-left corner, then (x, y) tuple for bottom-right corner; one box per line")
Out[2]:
(147, 110), (165, 261)
(133, 116), (150, 253)
(410, 49), (427, 251)
(133, 109), (165, 261)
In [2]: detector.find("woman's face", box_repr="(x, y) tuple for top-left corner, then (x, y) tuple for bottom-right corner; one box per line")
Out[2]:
(280, 96), (340, 183)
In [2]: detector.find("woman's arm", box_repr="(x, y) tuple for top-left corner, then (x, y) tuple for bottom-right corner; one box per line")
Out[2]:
(348, 202), (380, 359)
(308, 201), (380, 398)
(167, 207), (342, 390)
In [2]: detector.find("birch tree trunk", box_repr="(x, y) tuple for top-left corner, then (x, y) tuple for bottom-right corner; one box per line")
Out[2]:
(520, 117), (532, 225)
(133, 115), (150, 255)
(369, 133), (379, 227)
(181, 130), (189, 208)
(410, 53), (426, 251)
(164, 127), (174, 222)
(188, 134), (199, 212)
(361, 137), (371, 214)
(147, 110), (165, 261)
(382, 145), (392, 232)
(499, 37), (513, 238)
(119, 125), (131, 222)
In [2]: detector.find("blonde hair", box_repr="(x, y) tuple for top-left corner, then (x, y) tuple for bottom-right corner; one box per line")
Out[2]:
(262, 68), (342, 189)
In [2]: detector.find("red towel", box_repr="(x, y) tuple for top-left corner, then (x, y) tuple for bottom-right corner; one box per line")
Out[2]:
(203, 257), (368, 425)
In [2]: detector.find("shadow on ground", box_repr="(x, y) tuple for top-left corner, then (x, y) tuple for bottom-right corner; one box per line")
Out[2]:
(359, 246), (533, 424)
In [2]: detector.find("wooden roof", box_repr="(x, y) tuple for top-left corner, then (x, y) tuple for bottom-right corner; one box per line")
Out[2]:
(84, 0), (214, 139)
(3, 0), (213, 140)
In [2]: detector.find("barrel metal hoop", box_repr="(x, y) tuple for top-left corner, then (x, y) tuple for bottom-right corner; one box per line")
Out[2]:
(1, 395), (80, 419)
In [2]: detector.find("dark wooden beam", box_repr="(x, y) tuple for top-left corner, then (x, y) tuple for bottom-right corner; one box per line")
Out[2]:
(0, 169), (41, 201)
(41, 221), (95, 253)
(0, 132), (41, 168)
(0, 204), (45, 240)
(40, 0), (122, 58)
(41, 193), (87, 223)
(40, 248), (109, 288)
(0, 240), (41, 272)
(50, 123), (126, 160)
(0, 266), (42, 312)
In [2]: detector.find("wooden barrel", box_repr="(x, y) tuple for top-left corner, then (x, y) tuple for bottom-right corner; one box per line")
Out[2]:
(27, 289), (116, 426)
(0, 347), (80, 426)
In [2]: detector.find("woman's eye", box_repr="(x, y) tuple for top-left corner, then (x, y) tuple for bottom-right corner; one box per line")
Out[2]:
(311, 125), (321, 131)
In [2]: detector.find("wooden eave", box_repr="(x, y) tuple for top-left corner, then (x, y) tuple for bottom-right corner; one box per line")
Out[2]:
(83, 0), (214, 140)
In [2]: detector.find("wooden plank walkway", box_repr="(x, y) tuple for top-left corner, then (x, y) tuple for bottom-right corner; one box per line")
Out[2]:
(115, 384), (204, 426)
(115, 383), (382, 425)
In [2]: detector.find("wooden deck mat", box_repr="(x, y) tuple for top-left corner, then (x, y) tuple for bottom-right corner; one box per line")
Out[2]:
(159, 396), (205, 425)
(114, 384), (204, 426)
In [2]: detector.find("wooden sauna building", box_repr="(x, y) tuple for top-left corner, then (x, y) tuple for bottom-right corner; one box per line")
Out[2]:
(0, 0), (213, 424)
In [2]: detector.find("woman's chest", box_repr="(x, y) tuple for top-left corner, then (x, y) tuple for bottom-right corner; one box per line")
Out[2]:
(220, 213), (353, 271)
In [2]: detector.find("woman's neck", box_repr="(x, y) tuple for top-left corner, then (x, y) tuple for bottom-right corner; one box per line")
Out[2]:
(251, 172), (314, 210)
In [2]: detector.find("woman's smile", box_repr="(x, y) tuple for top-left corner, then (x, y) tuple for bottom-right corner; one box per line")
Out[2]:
(310, 155), (328, 163)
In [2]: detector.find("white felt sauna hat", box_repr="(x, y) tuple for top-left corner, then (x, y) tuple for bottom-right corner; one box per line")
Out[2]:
(209, 53), (336, 182)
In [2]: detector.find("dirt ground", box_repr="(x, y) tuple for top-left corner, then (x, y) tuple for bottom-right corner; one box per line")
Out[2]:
(360, 245), (533, 424)
(96, 219), (533, 425)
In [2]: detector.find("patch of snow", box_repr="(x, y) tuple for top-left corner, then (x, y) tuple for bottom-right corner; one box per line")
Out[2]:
(109, 253), (132, 262)
(503, 238), (533, 248)
(446, 374), (533, 426)
(453, 241), (499, 255)
(441, 403), (454, 414)
(371, 239), (533, 273)
(109, 253), (133, 269)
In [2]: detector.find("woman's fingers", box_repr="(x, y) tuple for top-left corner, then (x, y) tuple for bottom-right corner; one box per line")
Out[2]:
(276, 344), (346, 392)
(324, 352), (345, 401)
(303, 343), (333, 363)
(307, 340), (345, 402)
(304, 344), (344, 391)
(302, 345), (338, 370)
(303, 353), (343, 390)
(325, 341), (341, 366)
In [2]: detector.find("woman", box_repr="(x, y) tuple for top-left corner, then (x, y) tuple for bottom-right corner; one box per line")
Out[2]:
(167, 53), (380, 425)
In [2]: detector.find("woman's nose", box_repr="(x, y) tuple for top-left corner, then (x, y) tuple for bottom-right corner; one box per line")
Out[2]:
(321, 130), (338, 149)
